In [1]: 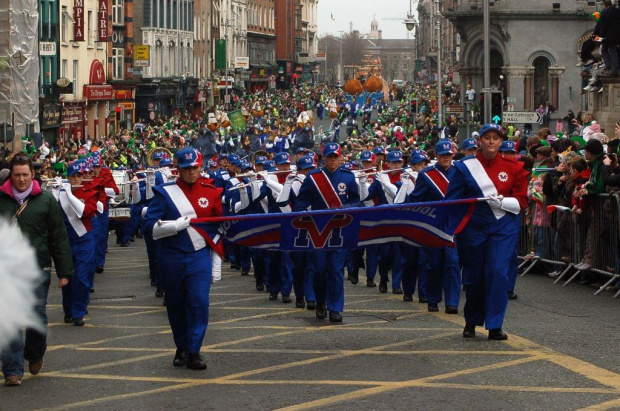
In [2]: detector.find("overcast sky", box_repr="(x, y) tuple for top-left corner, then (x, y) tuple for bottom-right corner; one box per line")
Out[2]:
(317, 0), (416, 40)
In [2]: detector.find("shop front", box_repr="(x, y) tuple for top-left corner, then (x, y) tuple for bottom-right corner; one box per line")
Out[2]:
(40, 103), (61, 145)
(84, 60), (113, 140)
(111, 88), (136, 133)
(60, 101), (86, 146)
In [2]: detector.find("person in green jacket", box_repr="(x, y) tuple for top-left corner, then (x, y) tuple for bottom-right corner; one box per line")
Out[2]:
(0, 154), (74, 387)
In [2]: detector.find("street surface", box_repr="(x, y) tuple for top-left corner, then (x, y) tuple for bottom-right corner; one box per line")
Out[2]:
(2, 238), (620, 410)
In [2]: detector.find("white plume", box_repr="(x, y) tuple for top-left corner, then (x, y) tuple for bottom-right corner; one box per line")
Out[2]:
(0, 219), (43, 349)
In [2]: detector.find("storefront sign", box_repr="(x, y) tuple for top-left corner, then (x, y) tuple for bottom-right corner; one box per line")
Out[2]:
(134, 45), (150, 67)
(112, 30), (124, 46)
(74, 0), (84, 41)
(41, 106), (61, 128)
(83, 85), (114, 100)
(39, 42), (56, 56)
(89, 60), (106, 85)
(234, 57), (250, 70)
(62, 105), (84, 123)
(115, 89), (134, 100)
(98, 0), (108, 42)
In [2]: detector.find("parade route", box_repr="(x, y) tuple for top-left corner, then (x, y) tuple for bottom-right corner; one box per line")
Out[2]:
(3, 239), (620, 410)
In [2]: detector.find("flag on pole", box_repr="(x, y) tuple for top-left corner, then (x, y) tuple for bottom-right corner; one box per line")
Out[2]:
(191, 199), (477, 252)
(331, 12), (335, 21)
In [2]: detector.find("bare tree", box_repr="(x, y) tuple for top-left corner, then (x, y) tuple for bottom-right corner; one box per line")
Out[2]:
(342, 30), (364, 79)
(382, 55), (399, 83)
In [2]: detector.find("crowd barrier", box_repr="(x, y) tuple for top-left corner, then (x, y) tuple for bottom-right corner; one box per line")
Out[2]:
(518, 194), (620, 299)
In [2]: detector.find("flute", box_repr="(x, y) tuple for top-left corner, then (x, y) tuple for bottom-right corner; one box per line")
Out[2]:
(362, 167), (407, 176)
(235, 169), (293, 178)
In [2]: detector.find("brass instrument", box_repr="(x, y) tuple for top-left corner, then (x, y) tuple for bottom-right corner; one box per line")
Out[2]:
(147, 147), (173, 167)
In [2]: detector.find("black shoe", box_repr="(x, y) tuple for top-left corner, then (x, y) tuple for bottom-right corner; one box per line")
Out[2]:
(419, 297), (428, 303)
(366, 279), (377, 288)
(488, 329), (508, 340)
(120, 243), (129, 247)
(349, 271), (359, 285)
(445, 306), (458, 314)
(256, 281), (265, 292)
(392, 288), (403, 295)
(241, 271), (249, 276)
(403, 294), (413, 302)
(64, 315), (74, 323)
(329, 311), (343, 322)
(136, 232), (143, 239)
(73, 318), (85, 327)
(150, 280), (156, 287)
(269, 292), (278, 301)
(282, 295), (292, 304)
(155, 291), (164, 298)
(316, 303), (327, 319)
(223, 256), (230, 263)
(95, 266), (104, 273)
(295, 299), (305, 308)
(427, 303), (439, 312)
(90, 288), (95, 293)
(463, 324), (476, 338)
(173, 349), (187, 367)
(232, 263), (241, 271)
(186, 354), (207, 370)
(265, 285), (270, 293)
(507, 291), (518, 300)
(379, 279), (388, 293)
(306, 301), (316, 310)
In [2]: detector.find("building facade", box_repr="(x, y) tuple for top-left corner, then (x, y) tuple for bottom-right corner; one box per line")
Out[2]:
(437, 0), (597, 118)
(247, 0), (275, 92)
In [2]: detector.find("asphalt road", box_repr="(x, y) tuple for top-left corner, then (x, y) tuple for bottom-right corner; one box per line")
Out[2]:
(2, 235), (619, 410)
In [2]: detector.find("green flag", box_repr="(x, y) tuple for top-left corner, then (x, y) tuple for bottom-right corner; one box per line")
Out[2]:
(228, 110), (247, 132)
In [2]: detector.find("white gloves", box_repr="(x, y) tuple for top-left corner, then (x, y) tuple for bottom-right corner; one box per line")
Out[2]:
(175, 216), (191, 231)
(211, 251), (222, 283)
(487, 194), (503, 210)
(152, 216), (191, 240)
(146, 172), (156, 186)
(146, 172), (156, 200)
(377, 173), (397, 202)
(62, 187), (86, 217)
(234, 185), (250, 213)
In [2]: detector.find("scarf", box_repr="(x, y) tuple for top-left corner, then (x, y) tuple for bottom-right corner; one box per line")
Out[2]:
(12, 181), (33, 205)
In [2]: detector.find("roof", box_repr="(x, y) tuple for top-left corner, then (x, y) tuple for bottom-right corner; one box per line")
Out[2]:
(363, 39), (414, 50)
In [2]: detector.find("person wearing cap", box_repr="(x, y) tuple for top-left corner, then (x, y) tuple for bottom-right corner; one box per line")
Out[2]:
(57, 162), (100, 327)
(142, 148), (223, 370)
(358, 150), (405, 294)
(446, 123), (528, 340)
(262, 151), (295, 303)
(394, 151), (430, 303)
(213, 154), (231, 189)
(499, 140), (517, 158)
(90, 156), (120, 274)
(276, 155), (317, 309)
(293, 142), (360, 322)
(373, 146), (387, 170)
(226, 161), (256, 277)
(351, 150), (379, 287)
(407, 139), (461, 314)
(461, 138), (478, 157)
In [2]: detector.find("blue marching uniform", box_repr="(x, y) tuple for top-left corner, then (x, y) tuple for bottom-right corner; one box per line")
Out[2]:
(407, 163), (461, 310)
(293, 152), (360, 318)
(142, 176), (223, 358)
(446, 150), (528, 331)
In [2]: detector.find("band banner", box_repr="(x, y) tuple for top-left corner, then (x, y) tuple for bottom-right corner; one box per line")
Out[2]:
(190, 199), (477, 252)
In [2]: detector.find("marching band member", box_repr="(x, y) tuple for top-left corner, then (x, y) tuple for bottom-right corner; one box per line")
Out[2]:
(407, 139), (461, 314)
(394, 152), (430, 303)
(354, 150), (379, 287)
(142, 148), (223, 370)
(225, 161), (254, 277)
(57, 163), (99, 326)
(91, 155), (120, 274)
(359, 150), (405, 294)
(446, 124), (528, 340)
(293, 143), (360, 322)
(461, 138), (479, 157)
(276, 155), (317, 309)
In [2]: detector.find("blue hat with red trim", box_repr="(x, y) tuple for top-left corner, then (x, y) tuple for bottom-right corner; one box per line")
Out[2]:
(461, 138), (478, 150)
(263, 160), (276, 172)
(410, 154), (429, 165)
(296, 155), (315, 170)
(373, 146), (386, 155)
(478, 123), (504, 139)
(254, 155), (267, 165)
(175, 148), (203, 169)
(323, 142), (342, 157)
(386, 150), (403, 162)
(435, 139), (454, 156)
(152, 151), (165, 160)
(67, 162), (83, 176)
(499, 140), (516, 153)
(274, 152), (291, 164)
(160, 157), (173, 166)
(360, 150), (375, 163)
(240, 161), (253, 171)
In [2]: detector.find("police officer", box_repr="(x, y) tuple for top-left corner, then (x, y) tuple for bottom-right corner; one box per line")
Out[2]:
(293, 142), (360, 322)
(142, 148), (223, 369)
(408, 139), (461, 314)
(446, 124), (528, 340)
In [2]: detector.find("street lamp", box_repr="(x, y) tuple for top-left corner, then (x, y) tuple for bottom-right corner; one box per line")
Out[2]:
(223, 16), (240, 105)
(338, 30), (345, 84)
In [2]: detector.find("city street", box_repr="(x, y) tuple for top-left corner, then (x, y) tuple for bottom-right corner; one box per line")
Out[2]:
(2, 238), (619, 410)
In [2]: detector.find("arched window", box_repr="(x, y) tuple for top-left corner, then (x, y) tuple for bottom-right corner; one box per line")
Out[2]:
(533, 56), (550, 108)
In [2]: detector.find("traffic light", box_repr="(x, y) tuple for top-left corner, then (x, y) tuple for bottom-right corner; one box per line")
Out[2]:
(292, 73), (298, 85)
(491, 91), (503, 125)
(115, 106), (124, 120)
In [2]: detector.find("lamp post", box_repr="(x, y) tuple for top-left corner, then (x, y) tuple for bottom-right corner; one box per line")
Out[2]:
(223, 16), (240, 105)
(483, 0), (491, 124)
(338, 30), (345, 84)
(434, 0), (443, 128)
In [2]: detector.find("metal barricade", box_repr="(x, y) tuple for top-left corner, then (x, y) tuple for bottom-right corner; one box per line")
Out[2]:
(518, 194), (620, 299)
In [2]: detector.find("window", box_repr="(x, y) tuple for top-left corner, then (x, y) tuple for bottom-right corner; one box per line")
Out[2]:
(61, 6), (70, 43)
(159, 0), (164, 27)
(112, 47), (124, 79)
(62, 59), (68, 78)
(533, 56), (550, 108)
(88, 10), (94, 46)
(72, 60), (78, 96)
(112, 0), (124, 26)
